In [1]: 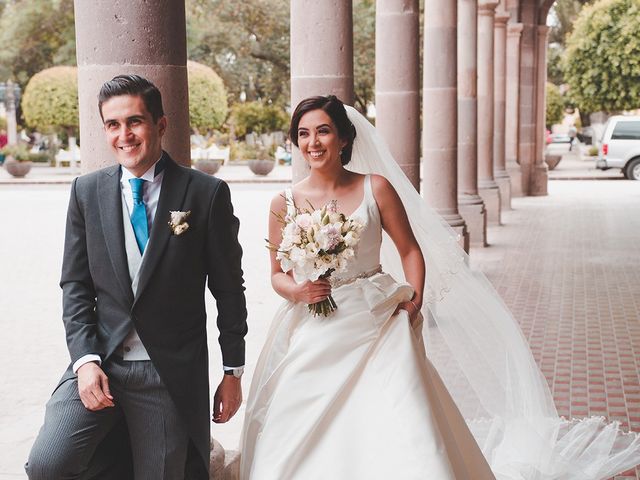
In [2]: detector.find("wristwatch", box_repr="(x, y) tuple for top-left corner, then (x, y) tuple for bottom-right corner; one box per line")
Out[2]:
(224, 367), (244, 378)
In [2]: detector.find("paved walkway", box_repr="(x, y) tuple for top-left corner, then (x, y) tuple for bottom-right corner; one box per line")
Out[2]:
(1, 160), (639, 478)
(471, 180), (640, 480)
(0, 161), (293, 185)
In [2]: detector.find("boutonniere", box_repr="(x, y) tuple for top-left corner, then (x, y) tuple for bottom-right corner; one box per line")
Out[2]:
(168, 210), (191, 235)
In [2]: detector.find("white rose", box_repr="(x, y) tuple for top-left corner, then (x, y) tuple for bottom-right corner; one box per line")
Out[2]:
(278, 254), (293, 273)
(295, 213), (313, 230)
(305, 242), (319, 256)
(289, 246), (307, 265)
(343, 231), (358, 247)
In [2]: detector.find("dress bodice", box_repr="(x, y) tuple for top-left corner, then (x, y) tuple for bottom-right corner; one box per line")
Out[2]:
(287, 174), (382, 284)
(335, 174), (382, 281)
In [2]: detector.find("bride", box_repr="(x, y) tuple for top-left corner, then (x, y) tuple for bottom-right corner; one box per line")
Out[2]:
(239, 95), (640, 479)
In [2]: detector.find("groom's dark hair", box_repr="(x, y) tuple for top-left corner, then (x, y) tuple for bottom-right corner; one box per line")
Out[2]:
(98, 74), (164, 123)
(289, 95), (357, 165)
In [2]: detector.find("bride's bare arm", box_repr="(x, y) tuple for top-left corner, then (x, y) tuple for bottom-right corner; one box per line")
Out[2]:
(268, 193), (331, 304)
(371, 175), (425, 317)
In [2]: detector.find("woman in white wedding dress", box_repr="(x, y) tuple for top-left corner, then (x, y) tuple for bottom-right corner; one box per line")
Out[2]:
(240, 96), (640, 480)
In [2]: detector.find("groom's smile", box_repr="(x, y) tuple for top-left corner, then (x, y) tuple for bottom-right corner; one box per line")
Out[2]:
(101, 94), (166, 177)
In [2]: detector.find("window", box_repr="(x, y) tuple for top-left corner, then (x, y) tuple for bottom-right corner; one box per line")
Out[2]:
(611, 121), (640, 140)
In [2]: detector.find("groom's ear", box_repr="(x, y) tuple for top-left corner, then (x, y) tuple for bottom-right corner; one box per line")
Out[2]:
(157, 116), (167, 137)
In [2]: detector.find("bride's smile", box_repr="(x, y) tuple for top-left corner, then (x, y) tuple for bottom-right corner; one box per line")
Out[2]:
(296, 109), (346, 168)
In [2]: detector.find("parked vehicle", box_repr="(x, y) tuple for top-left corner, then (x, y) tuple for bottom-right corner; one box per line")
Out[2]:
(596, 115), (640, 180)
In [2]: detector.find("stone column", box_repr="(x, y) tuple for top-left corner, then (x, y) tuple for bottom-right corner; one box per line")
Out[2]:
(457, 0), (486, 247)
(518, 33), (534, 195)
(5, 80), (18, 145)
(375, 0), (420, 189)
(423, 0), (469, 251)
(74, 0), (190, 173)
(477, 0), (501, 225)
(291, 0), (354, 182)
(505, 22), (523, 197)
(531, 24), (549, 196)
(493, 12), (511, 210)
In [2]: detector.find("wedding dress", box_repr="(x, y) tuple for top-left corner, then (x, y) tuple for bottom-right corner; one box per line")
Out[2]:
(240, 175), (496, 479)
(240, 106), (640, 480)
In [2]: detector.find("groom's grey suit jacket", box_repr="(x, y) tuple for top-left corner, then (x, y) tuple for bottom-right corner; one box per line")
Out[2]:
(58, 152), (247, 475)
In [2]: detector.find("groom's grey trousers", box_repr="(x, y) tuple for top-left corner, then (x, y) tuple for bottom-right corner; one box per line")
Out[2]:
(25, 356), (189, 480)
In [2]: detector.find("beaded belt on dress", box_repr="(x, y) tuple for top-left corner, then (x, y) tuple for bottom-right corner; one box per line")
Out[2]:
(329, 265), (383, 288)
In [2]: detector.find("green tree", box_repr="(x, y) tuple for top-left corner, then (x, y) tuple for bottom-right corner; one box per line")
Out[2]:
(548, 0), (591, 45)
(547, 45), (565, 85)
(0, 0), (76, 88)
(230, 101), (288, 137)
(547, 0), (591, 84)
(187, 60), (229, 131)
(546, 82), (564, 127)
(21, 66), (78, 134)
(186, 0), (290, 105)
(353, 0), (375, 113)
(186, 0), (377, 109)
(563, 0), (640, 113)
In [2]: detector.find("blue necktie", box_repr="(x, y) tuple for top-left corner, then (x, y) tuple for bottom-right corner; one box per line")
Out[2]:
(129, 178), (149, 254)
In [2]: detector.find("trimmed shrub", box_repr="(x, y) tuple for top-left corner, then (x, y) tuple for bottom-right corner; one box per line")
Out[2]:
(22, 66), (78, 133)
(546, 82), (565, 128)
(188, 60), (228, 131)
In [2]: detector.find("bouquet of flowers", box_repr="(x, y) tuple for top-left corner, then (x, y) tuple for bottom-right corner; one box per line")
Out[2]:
(268, 198), (364, 316)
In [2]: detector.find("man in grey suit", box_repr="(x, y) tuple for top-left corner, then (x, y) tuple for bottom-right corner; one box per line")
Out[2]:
(26, 75), (248, 479)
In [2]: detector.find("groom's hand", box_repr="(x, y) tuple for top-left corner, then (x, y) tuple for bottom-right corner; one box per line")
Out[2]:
(77, 362), (115, 411)
(212, 376), (242, 423)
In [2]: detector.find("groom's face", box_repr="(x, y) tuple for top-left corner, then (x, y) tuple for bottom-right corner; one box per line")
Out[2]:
(101, 94), (167, 177)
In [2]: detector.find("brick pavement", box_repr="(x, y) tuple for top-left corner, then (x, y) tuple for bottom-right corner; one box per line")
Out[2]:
(471, 180), (640, 479)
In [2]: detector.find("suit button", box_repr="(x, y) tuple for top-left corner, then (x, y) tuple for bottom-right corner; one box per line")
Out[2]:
(124, 346), (131, 353)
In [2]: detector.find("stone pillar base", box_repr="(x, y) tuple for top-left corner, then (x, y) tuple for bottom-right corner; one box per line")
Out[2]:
(495, 173), (512, 210)
(210, 439), (241, 480)
(211, 439), (225, 478)
(478, 186), (501, 225)
(530, 164), (549, 196)
(439, 212), (470, 253)
(450, 223), (470, 253)
(459, 200), (487, 247)
(507, 162), (523, 197)
(223, 450), (241, 480)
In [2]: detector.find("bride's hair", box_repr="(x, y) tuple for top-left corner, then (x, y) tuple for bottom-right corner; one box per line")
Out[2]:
(288, 95), (357, 165)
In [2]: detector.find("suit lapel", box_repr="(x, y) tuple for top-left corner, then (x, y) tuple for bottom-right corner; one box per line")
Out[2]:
(134, 156), (190, 304)
(98, 165), (135, 305)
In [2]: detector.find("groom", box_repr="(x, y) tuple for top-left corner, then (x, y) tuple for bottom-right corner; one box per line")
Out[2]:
(26, 75), (248, 479)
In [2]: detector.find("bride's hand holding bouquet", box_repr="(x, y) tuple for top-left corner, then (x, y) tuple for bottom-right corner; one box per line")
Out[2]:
(267, 199), (364, 316)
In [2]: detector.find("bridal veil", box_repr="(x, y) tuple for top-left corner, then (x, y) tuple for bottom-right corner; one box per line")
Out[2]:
(344, 105), (640, 480)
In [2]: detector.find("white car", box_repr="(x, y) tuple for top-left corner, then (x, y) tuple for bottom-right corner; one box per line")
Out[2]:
(596, 115), (640, 180)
